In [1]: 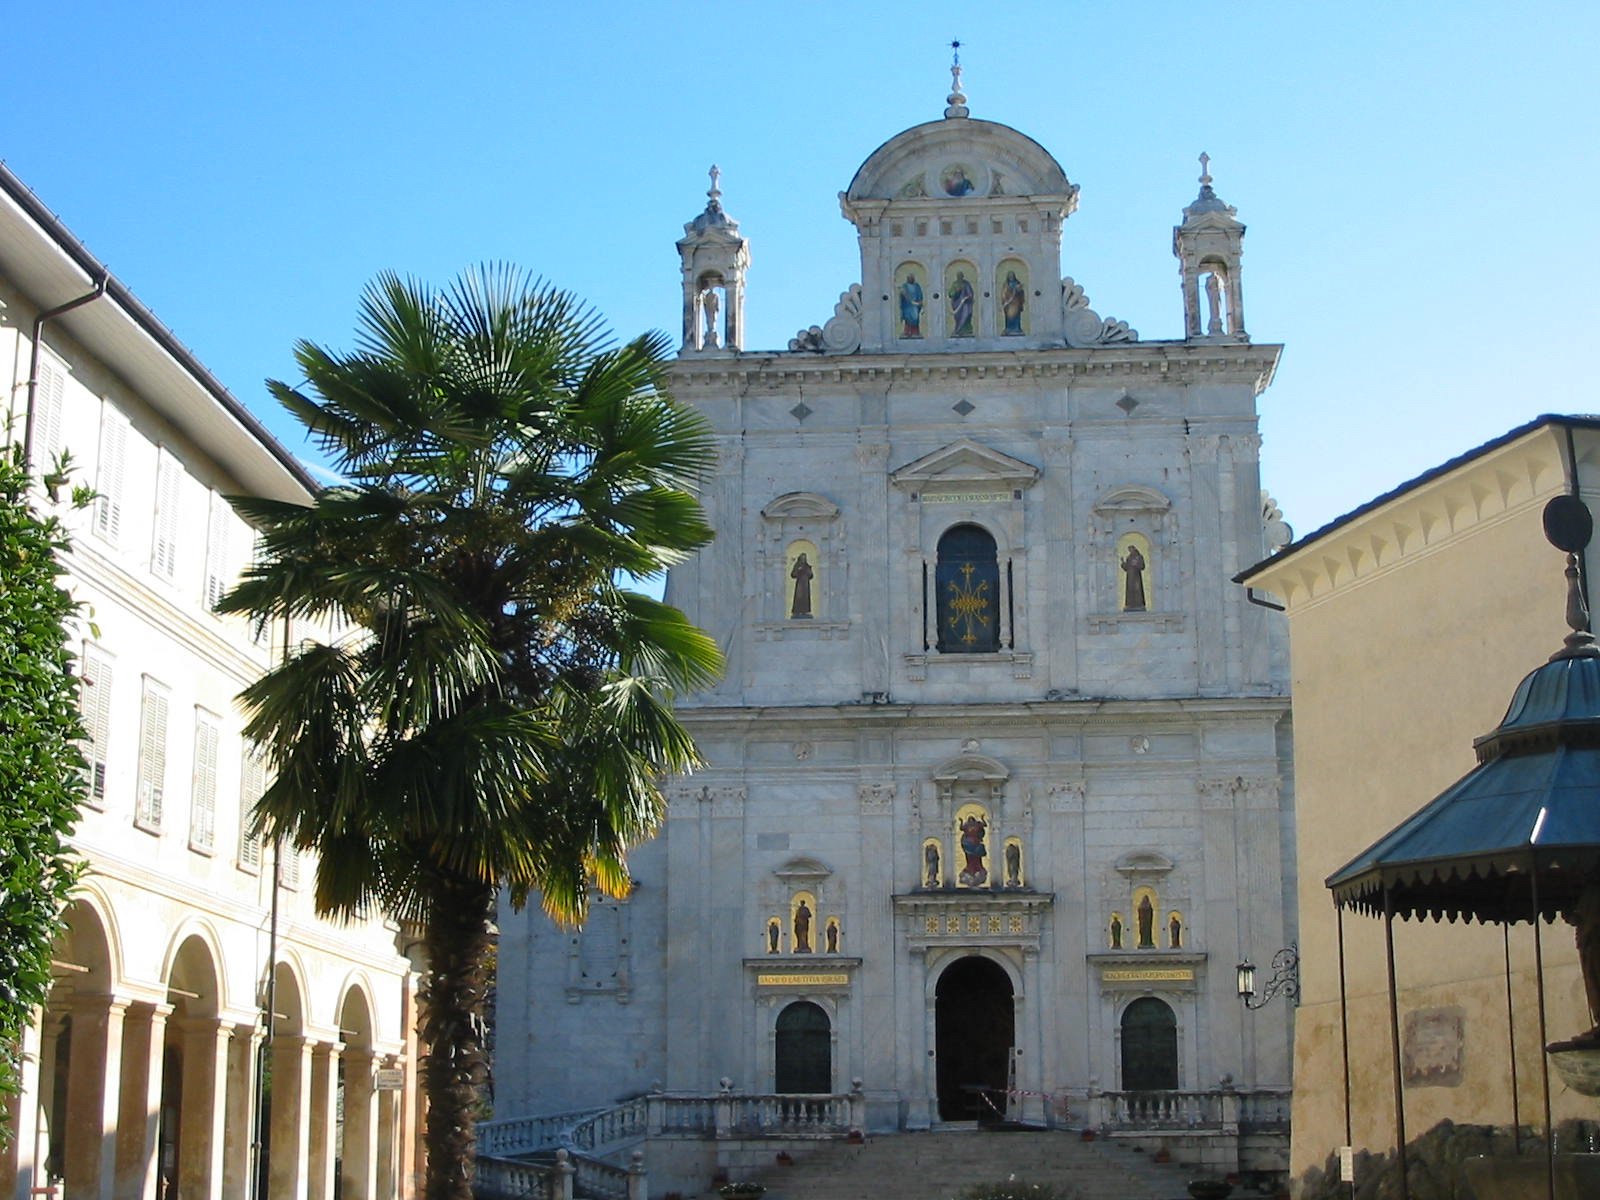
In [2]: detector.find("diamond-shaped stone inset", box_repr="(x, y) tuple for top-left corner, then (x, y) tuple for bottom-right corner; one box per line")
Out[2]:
(1116, 394), (1140, 415)
(789, 402), (813, 422)
(952, 399), (976, 417)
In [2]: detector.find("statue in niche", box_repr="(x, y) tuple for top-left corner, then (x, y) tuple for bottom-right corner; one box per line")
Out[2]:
(1169, 914), (1183, 949)
(949, 272), (976, 338)
(1137, 895), (1156, 948)
(826, 920), (839, 954)
(1120, 543), (1147, 611)
(1000, 271), (1026, 335)
(767, 921), (781, 954)
(1110, 915), (1124, 949)
(702, 287), (721, 344)
(924, 842), (941, 888)
(789, 552), (814, 618)
(957, 814), (988, 886)
(1004, 842), (1022, 887)
(1205, 273), (1223, 336)
(793, 900), (813, 953)
(899, 272), (924, 337)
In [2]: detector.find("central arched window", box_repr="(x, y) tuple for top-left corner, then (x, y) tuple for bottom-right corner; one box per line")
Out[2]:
(935, 525), (999, 653)
(775, 1001), (832, 1093)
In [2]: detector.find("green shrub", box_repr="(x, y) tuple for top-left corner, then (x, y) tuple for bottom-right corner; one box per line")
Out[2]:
(955, 1181), (1081, 1200)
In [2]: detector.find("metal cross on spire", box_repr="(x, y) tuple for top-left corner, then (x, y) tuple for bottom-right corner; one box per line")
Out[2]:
(945, 37), (969, 118)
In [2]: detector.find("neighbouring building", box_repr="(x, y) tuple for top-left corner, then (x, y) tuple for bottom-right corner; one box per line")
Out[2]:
(497, 70), (1298, 1141)
(1237, 415), (1598, 1188)
(0, 163), (420, 1200)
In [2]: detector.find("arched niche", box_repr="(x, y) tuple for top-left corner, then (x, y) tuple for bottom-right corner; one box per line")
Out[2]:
(758, 493), (845, 631)
(997, 258), (1029, 337)
(945, 260), (978, 338)
(894, 261), (928, 340)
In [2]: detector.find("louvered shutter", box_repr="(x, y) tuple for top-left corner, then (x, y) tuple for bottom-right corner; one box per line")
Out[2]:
(94, 404), (129, 542)
(79, 646), (113, 806)
(134, 680), (169, 829)
(239, 740), (266, 870)
(151, 450), (181, 580)
(204, 492), (232, 610)
(33, 357), (65, 472)
(189, 712), (218, 852)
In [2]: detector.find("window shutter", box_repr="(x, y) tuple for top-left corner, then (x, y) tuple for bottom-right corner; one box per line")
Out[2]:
(204, 491), (232, 610)
(189, 712), (218, 852)
(238, 739), (266, 870)
(135, 680), (168, 829)
(79, 646), (114, 806)
(151, 450), (181, 580)
(93, 403), (129, 543)
(279, 842), (300, 890)
(33, 357), (66, 472)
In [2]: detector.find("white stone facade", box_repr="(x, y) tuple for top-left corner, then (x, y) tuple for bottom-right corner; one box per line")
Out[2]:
(497, 94), (1296, 1132)
(0, 165), (418, 1199)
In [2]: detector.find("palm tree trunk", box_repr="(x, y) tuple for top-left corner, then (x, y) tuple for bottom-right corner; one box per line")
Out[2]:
(418, 873), (495, 1200)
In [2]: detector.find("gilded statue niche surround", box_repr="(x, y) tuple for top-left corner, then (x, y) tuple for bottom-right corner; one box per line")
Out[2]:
(756, 492), (848, 639)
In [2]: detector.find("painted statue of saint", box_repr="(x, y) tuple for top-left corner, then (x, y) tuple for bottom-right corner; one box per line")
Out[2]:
(793, 900), (813, 953)
(899, 273), (924, 338)
(826, 921), (839, 954)
(1004, 842), (1021, 887)
(1169, 914), (1183, 949)
(789, 553), (814, 618)
(924, 842), (941, 888)
(949, 273), (975, 338)
(768, 921), (780, 954)
(1137, 895), (1156, 948)
(958, 814), (988, 885)
(1121, 545), (1147, 611)
(1110, 915), (1123, 949)
(1001, 271), (1026, 335)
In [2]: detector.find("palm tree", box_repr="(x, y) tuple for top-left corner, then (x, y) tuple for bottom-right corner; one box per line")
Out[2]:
(217, 266), (722, 1200)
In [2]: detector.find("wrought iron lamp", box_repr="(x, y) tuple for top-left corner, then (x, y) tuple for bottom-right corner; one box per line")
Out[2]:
(1237, 944), (1299, 1010)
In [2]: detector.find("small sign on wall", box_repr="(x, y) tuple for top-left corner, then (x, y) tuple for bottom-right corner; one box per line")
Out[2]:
(1402, 1006), (1466, 1088)
(1338, 1146), (1354, 1183)
(375, 1068), (405, 1091)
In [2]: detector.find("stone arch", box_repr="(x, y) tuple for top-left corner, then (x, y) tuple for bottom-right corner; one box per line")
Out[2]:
(52, 884), (123, 995)
(160, 918), (229, 1016)
(932, 953), (1017, 1120)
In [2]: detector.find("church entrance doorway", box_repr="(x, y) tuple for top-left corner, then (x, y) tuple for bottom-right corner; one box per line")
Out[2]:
(934, 956), (1014, 1121)
(774, 1001), (832, 1093)
(1120, 997), (1178, 1090)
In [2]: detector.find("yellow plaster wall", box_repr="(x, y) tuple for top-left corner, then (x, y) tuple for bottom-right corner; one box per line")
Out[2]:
(1276, 444), (1599, 1179)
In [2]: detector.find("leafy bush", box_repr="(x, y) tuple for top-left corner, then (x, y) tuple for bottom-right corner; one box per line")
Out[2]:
(0, 446), (86, 1110)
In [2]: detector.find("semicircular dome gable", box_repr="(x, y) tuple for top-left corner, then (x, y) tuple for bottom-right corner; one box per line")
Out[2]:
(846, 119), (1072, 202)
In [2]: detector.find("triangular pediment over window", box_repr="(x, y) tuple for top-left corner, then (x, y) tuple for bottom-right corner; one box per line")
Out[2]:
(890, 439), (1040, 494)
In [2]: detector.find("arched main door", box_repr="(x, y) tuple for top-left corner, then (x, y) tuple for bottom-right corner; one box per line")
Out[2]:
(1120, 997), (1179, 1090)
(934, 956), (1014, 1121)
(774, 1001), (832, 1093)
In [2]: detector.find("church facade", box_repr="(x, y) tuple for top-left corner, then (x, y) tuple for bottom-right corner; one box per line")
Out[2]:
(497, 76), (1296, 1132)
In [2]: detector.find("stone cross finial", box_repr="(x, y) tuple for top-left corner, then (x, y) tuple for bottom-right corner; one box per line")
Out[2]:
(708, 164), (721, 202)
(1199, 152), (1212, 186)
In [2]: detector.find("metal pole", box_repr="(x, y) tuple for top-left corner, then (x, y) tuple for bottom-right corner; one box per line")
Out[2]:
(249, 612), (289, 1200)
(1337, 904), (1355, 1200)
(1382, 888), (1409, 1200)
(1502, 920), (1521, 1154)
(1530, 872), (1554, 1200)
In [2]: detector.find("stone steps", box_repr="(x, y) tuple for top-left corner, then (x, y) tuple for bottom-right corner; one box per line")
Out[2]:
(719, 1128), (1198, 1200)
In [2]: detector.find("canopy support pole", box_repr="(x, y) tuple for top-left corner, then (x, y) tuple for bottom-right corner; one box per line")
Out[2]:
(1382, 887), (1409, 1200)
(1502, 918), (1521, 1155)
(1530, 872), (1554, 1200)
(1338, 904), (1355, 1200)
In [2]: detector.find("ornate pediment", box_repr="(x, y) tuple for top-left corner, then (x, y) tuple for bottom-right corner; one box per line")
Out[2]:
(774, 856), (833, 883)
(1115, 850), (1175, 877)
(762, 492), (839, 520)
(931, 753), (1010, 783)
(1093, 485), (1171, 516)
(890, 439), (1039, 494)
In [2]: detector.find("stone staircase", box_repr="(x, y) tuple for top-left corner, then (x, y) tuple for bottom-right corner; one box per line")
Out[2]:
(721, 1128), (1203, 1200)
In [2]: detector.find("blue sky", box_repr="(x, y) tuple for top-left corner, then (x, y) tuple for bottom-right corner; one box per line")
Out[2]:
(7, 2), (1597, 539)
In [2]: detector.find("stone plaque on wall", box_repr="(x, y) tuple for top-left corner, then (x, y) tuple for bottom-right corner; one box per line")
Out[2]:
(1402, 1006), (1465, 1088)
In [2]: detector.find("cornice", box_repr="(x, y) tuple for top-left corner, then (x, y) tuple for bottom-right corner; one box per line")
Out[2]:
(670, 342), (1282, 393)
(1242, 425), (1571, 611)
(679, 695), (1290, 733)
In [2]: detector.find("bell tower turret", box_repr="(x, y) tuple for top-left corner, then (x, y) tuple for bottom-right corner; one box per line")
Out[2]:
(677, 165), (750, 355)
(1173, 153), (1248, 342)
